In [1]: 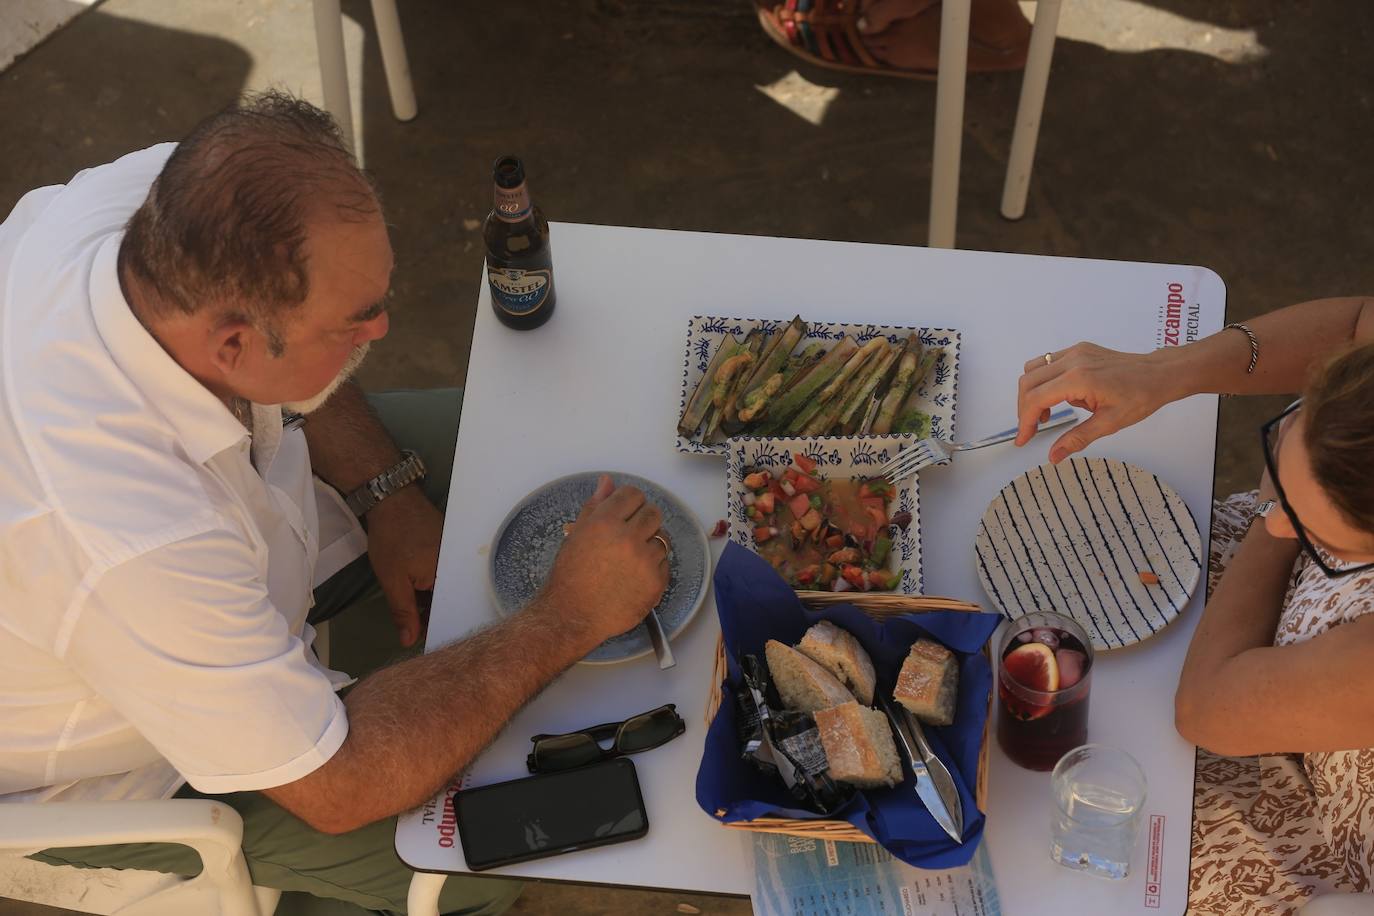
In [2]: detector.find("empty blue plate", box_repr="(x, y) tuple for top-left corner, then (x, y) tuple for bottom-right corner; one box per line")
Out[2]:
(488, 471), (712, 665)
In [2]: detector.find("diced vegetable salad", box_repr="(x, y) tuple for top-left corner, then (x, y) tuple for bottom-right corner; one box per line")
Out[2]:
(743, 452), (907, 591)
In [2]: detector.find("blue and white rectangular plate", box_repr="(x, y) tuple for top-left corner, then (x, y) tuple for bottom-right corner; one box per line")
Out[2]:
(675, 316), (961, 457)
(725, 435), (925, 594)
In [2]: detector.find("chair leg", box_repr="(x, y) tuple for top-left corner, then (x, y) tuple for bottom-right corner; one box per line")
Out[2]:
(370, 0), (418, 122)
(928, 0), (971, 249)
(312, 0), (355, 152)
(406, 871), (447, 916)
(1000, 0), (1063, 220)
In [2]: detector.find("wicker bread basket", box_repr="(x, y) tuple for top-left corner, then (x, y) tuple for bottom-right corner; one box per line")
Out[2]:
(703, 591), (992, 844)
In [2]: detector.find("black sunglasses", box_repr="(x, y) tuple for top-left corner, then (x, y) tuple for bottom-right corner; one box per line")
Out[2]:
(526, 704), (685, 773)
(1261, 400), (1374, 579)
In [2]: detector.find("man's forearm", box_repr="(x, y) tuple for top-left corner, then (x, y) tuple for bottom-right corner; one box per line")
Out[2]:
(302, 381), (402, 492)
(1158, 296), (1372, 400)
(274, 596), (597, 834)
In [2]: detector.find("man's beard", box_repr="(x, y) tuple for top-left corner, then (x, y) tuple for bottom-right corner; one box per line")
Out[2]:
(281, 342), (371, 415)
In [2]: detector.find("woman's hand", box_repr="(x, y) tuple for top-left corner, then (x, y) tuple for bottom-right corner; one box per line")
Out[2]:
(1016, 342), (1180, 463)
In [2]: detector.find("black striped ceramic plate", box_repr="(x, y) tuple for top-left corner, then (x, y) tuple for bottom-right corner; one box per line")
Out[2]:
(973, 457), (1202, 651)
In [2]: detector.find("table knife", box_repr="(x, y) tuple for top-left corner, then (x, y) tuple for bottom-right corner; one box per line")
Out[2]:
(897, 703), (964, 842)
(878, 695), (962, 843)
(644, 606), (675, 669)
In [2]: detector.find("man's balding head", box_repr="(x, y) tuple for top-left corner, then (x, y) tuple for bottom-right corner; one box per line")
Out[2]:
(118, 91), (379, 349)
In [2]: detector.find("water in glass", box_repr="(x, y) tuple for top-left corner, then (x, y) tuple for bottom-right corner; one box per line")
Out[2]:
(1050, 744), (1147, 880)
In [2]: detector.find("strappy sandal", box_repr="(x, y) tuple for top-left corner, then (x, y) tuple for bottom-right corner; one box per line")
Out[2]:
(754, 0), (1029, 81)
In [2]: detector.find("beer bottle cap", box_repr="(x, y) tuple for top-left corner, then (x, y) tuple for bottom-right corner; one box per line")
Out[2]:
(493, 155), (526, 189)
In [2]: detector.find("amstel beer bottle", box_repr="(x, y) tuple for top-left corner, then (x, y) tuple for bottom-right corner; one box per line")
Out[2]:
(483, 156), (555, 330)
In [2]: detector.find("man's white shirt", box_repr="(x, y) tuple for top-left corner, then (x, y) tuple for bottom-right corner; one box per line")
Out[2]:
(0, 144), (368, 805)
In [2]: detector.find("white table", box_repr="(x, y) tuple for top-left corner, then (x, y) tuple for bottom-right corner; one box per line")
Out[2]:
(395, 223), (1225, 914)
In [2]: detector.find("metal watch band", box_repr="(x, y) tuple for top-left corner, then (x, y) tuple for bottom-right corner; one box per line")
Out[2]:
(1253, 498), (1277, 526)
(345, 449), (427, 517)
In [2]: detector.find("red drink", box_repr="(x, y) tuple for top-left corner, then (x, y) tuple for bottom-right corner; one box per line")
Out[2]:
(995, 612), (1094, 771)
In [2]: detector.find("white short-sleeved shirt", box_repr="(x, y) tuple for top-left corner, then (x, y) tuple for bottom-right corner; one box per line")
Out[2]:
(0, 143), (369, 805)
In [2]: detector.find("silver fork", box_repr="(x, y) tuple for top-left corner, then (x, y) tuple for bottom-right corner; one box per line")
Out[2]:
(879, 406), (1079, 484)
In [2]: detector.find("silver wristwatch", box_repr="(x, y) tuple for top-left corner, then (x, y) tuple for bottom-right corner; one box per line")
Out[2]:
(345, 450), (427, 517)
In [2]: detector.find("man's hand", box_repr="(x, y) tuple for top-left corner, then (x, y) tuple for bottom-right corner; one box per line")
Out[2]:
(365, 487), (443, 647)
(1016, 342), (1179, 463)
(537, 474), (670, 651)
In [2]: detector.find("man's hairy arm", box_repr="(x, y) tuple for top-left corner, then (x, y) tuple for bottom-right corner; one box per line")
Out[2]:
(262, 476), (669, 835)
(303, 380), (402, 492)
(264, 595), (593, 834)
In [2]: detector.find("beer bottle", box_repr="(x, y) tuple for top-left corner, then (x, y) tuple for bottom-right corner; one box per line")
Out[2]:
(483, 155), (555, 330)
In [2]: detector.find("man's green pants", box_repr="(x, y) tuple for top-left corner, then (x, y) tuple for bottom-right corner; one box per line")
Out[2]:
(31, 389), (523, 916)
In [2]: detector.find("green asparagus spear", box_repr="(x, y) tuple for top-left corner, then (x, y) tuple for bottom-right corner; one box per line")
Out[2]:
(889, 347), (942, 436)
(708, 331), (763, 440)
(870, 335), (922, 435)
(757, 337), (859, 434)
(802, 343), (889, 436)
(839, 344), (900, 433)
(738, 342), (826, 425)
(678, 333), (741, 439)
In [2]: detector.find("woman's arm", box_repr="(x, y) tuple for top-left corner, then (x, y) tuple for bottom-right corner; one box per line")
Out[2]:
(1174, 518), (1374, 756)
(1017, 296), (1374, 463)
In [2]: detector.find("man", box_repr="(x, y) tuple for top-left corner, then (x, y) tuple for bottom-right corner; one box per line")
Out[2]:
(0, 92), (670, 914)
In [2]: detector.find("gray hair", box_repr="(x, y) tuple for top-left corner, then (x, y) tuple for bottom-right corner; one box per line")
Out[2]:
(117, 90), (379, 352)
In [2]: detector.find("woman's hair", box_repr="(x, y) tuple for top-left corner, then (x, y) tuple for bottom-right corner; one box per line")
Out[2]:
(1303, 340), (1374, 533)
(117, 90), (378, 352)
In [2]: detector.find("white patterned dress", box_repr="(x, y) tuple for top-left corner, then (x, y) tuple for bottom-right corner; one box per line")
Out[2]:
(1190, 491), (1374, 914)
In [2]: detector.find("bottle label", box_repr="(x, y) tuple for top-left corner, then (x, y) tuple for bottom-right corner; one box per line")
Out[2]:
(488, 266), (551, 315)
(493, 183), (532, 222)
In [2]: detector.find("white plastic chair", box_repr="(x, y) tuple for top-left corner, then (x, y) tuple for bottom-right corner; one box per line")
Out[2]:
(0, 798), (279, 916)
(312, 0), (418, 159)
(929, 0), (1063, 246)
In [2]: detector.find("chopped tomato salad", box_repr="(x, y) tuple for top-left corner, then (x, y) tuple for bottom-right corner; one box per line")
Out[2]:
(742, 452), (901, 591)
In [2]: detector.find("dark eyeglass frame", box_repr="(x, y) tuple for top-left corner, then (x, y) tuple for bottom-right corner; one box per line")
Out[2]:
(526, 703), (686, 773)
(1260, 400), (1374, 579)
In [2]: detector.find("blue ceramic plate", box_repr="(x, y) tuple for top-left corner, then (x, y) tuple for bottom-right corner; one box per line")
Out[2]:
(488, 471), (712, 665)
(973, 457), (1203, 651)
(676, 316), (961, 456)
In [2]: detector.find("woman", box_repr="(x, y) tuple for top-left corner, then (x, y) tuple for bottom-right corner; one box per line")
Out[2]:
(1017, 296), (1374, 912)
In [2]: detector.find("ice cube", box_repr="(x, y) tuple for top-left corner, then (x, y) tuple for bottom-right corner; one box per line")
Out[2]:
(1032, 628), (1060, 649)
(1056, 649), (1088, 688)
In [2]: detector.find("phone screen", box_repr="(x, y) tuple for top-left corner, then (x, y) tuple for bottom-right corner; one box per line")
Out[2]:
(455, 757), (648, 871)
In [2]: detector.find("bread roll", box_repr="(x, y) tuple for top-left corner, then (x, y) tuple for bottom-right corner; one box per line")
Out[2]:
(796, 620), (877, 705)
(894, 638), (959, 726)
(815, 701), (903, 788)
(765, 639), (853, 713)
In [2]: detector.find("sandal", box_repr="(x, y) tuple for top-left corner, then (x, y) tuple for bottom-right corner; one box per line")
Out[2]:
(754, 0), (1029, 81)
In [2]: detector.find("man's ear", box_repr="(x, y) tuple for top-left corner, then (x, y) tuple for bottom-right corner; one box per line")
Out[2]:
(209, 314), (255, 376)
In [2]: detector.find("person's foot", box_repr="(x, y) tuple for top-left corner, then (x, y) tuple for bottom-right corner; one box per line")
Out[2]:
(859, 0), (1031, 73)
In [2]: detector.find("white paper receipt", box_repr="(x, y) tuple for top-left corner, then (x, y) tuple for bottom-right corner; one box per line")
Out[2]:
(750, 833), (1001, 916)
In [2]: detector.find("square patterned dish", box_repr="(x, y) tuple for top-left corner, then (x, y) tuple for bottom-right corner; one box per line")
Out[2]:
(725, 435), (925, 594)
(675, 316), (961, 457)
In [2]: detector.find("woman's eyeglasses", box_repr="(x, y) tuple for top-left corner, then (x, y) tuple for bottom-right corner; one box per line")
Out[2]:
(1260, 400), (1374, 579)
(526, 704), (686, 773)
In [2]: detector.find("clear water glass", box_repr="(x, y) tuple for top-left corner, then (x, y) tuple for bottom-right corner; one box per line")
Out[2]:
(1050, 744), (1147, 880)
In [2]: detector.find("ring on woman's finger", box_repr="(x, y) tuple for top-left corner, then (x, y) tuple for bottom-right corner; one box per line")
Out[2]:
(1043, 352), (1054, 366)
(652, 534), (671, 558)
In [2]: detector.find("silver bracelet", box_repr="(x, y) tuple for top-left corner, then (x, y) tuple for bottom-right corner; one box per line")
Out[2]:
(1225, 322), (1259, 374)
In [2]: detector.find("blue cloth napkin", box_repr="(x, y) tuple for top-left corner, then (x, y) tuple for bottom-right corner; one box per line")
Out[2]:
(695, 542), (1003, 869)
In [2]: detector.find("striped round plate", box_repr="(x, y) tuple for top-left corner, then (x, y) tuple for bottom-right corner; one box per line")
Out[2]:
(973, 457), (1203, 651)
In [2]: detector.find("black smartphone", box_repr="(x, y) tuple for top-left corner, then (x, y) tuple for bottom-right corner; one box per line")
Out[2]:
(454, 757), (648, 871)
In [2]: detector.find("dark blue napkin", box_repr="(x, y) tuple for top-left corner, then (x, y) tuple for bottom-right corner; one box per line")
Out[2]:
(695, 542), (1003, 869)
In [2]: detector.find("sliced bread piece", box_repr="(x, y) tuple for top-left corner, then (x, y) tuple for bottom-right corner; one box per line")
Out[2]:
(765, 639), (854, 713)
(894, 638), (959, 726)
(796, 620), (877, 705)
(815, 701), (903, 788)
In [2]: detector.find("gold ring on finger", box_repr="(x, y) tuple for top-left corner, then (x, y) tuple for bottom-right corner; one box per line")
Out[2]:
(652, 534), (671, 557)
(1043, 352), (1054, 366)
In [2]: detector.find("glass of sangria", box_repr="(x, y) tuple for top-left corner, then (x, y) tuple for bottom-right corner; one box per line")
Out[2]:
(995, 611), (1094, 771)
